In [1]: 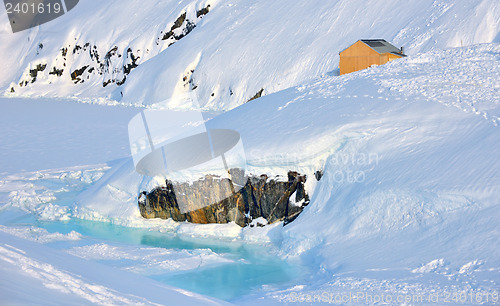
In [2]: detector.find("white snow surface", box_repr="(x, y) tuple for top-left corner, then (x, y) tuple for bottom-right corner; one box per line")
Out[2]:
(1, 0), (499, 110)
(78, 43), (500, 229)
(0, 0), (499, 303)
(0, 230), (228, 305)
(0, 225), (82, 243)
(0, 42), (498, 304)
(78, 43), (500, 302)
(66, 243), (235, 275)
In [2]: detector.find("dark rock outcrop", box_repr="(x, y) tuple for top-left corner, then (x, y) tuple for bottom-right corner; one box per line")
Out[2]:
(247, 88), (264, 102)
(70, 65), (89, 83)
(26, 63), (47, 84)
(15, 5), (212, 92)
(196, 5), (210, 18)
(49, 67), (64, 77)
(138, 170), (310, 227)
(314, 170), (323, 181)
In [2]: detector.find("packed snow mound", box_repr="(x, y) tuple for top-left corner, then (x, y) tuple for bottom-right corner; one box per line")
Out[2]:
(2, 0), (499, 110)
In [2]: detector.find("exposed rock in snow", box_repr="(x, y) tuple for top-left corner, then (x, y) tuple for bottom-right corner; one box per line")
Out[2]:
(139, 170), (310, 227)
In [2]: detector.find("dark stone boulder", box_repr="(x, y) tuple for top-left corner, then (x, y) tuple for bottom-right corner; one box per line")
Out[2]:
(138, 170), (310, 227)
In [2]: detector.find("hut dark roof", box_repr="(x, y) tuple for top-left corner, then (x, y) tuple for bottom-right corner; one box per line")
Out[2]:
(360, 39), (406, 56)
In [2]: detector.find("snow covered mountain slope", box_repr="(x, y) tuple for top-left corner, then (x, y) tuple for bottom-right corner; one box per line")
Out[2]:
(1, 0), (499, 110)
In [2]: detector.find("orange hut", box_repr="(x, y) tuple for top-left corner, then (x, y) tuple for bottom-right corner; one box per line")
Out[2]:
(339, 39), (406, 75)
